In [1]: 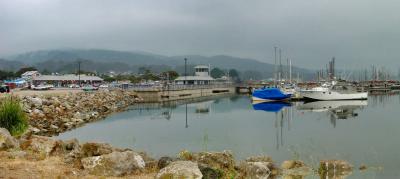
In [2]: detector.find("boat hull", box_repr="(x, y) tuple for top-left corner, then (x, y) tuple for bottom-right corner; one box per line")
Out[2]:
(302, 91), (368, 101)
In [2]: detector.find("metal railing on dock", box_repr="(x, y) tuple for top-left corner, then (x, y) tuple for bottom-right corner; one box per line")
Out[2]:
(125, 84), (235, 92)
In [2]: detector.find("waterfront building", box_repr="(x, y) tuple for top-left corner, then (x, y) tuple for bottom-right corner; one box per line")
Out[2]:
(21, 71), (41, 80)
(32, 74), (103, 87)
(175, 65), (215, 85)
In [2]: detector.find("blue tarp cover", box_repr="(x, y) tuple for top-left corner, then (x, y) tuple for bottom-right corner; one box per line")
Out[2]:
(252, 88), (291, 100)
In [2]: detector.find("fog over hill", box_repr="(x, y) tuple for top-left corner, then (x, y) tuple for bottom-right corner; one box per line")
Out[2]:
(3, 49), (314, 80)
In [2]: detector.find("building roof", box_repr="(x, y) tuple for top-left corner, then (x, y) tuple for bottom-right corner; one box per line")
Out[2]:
(22, 71), (40, 76)
(175, 76), (214, 81)
(194, 65), (209, 69)
(33, 75), (103, 81)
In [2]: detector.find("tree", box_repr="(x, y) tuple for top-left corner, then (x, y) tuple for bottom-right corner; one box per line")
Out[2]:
(229, 69), (240, 82)
(161, 71), (179, 80)
(0, 71), (16, 80)
(16, 67), (37, 77)
(210, 68), (225, 79)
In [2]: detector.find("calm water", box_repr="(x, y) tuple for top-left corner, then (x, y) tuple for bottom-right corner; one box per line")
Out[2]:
(56, 93), (400, 178)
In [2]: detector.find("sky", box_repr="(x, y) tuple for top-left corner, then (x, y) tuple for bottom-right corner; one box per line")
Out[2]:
(1, 0), (400, 70)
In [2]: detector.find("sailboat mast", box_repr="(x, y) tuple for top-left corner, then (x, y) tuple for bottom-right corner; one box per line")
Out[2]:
(289, 59), (292, 84)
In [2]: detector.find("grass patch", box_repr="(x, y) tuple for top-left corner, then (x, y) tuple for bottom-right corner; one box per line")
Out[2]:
(0, 96), (28, 136)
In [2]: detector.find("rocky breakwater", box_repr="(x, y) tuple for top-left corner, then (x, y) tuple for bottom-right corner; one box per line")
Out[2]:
(0, 127), (364, 178)
(22, 90), (143, 136)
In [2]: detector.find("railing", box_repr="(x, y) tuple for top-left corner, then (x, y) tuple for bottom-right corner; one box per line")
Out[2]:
(125, 84), (235, 91)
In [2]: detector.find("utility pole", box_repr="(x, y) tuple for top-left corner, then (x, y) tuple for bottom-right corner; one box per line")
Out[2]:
(184, 58), (187, 85)
(78, 60), (81, 87)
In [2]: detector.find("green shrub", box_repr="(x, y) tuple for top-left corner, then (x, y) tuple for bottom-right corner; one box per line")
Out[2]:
(0, 96), (28, 136)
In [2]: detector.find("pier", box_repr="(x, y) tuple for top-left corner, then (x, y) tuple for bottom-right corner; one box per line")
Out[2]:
(131, 84), (235, 102)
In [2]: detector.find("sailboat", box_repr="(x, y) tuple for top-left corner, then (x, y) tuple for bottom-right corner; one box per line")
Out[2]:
(251, 47), (292, 101)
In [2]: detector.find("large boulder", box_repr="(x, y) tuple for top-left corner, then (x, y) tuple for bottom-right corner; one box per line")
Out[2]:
(281, 160), (311, 177)
(81, 151), (145, 177)
(20, 135), (57, 156)
(239, 155), (280, 178)
(81, 142), (114, 157)
(158, 156), (176, 169)
(240, 161), (271, 179)
(156, 161), (203, 179)
(0, 128), (19, 150)
(179, 150), (236, 178)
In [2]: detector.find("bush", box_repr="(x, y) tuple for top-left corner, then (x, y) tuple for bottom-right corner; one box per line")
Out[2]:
(0, 96), (28, 136)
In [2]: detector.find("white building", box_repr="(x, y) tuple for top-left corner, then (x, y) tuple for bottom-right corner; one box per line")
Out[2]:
(21, 71), (40, 80)
(175, 65), (215, 85)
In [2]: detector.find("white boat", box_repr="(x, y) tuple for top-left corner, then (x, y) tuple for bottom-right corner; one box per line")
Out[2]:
(31, 84), (53, 90)
(300, 82), (368, 101)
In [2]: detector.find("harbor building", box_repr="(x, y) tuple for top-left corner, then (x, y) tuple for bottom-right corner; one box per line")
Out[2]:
(175, 65), (215, 85)
(32, 74), (103, 87)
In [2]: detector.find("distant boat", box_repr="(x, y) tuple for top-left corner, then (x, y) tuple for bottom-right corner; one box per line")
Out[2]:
(252, 101), (291, 113)
(252, 87), (292, 101)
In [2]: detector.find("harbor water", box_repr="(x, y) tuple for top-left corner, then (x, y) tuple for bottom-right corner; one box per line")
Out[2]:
(56, 92), (400, 178)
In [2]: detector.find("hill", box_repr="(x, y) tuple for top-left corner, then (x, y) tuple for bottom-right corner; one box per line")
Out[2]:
(3, 49), (314, 80)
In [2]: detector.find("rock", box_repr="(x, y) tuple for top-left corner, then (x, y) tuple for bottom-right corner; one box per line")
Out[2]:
(7, 150), (27, 159)
(281, 160), (311, 177)
(21, 135), (57, 156)
(246, 155), (273, 163)
(359, 164), (367, 171)
(158, 156), (175, 169)
(179, 150), (236, 178)
(81, 142), (114, 157)
(240, 161), (272, 179)
(30, 97), (43, 107)
(243, 155), (280, 177)
(81, 151), (145, 176)
(281, 160), (306, 170)
(319, 160), (353, 177)
(64, 138), (80, 151)
(198, 163), (223, 179)
(0, 128), (19, 150)
(156, 161), (202, 179)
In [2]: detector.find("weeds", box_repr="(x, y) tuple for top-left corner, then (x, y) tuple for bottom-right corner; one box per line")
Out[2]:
(0, 96), (28, 136)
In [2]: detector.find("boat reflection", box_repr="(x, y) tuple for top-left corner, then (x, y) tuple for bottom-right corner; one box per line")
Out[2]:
(252, 101), (292, 113)
(297, 100), (367, 127)
(252, 101), (293, 150)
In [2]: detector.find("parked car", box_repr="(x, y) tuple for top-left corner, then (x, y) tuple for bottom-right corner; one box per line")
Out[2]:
(0, 85), (10, 93)
(69, 84), (80, 88)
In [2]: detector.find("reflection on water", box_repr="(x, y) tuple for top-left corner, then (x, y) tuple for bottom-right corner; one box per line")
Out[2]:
(56, 94), (400, 178)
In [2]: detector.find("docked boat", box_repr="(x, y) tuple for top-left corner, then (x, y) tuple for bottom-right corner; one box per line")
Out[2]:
(300, 82), (368, 101)
(252, 87), (292, 101)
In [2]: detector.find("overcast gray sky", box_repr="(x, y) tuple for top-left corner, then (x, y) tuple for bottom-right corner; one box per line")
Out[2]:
(1, 0), (400, 70)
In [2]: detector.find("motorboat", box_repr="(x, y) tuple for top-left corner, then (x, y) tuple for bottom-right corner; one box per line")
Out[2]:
(252, 87), (292, 101)
(300, 82), (368, 101)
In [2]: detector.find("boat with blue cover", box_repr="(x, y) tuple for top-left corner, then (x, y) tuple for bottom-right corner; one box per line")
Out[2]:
(252, 87), (292, 101)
